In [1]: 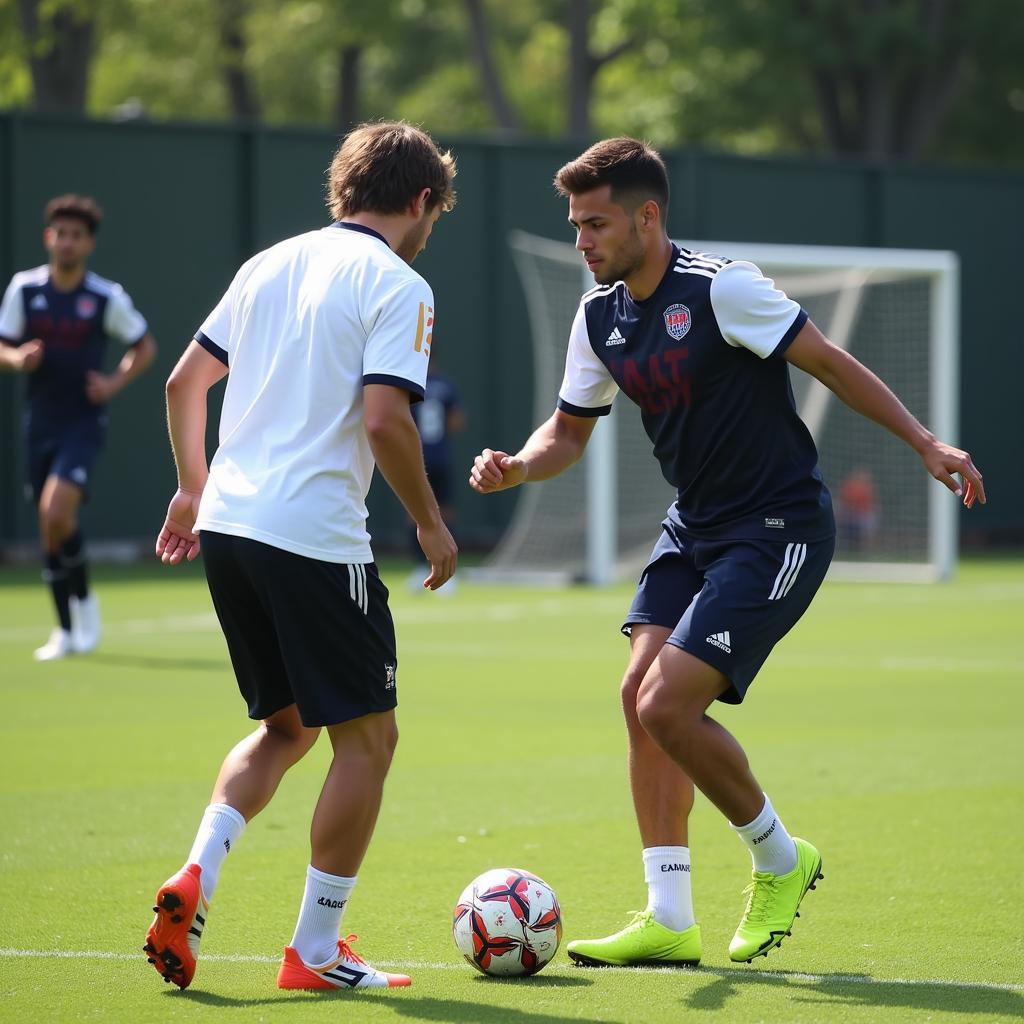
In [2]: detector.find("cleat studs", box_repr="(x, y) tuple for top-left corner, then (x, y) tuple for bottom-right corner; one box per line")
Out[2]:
(152, 906), (160, 913)
(170, 914), (182, 924)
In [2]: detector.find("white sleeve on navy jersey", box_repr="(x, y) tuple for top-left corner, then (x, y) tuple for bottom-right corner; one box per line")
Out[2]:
(362, 276), (433, 398)
(710, 261), (804, 359)
(103, 283), (148, 345)
(557, 300), (619, 414)
(0, 276), (26, 342)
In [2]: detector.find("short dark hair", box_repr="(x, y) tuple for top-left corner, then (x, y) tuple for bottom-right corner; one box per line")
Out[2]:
(554, 137), (669, 222)
(327, 121), (457, 220)
(44, 194), (103, 234)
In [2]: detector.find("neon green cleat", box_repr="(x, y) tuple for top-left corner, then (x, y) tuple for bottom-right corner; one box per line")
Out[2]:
(729, 836), (823, 963)
(567, 911), (701, 967)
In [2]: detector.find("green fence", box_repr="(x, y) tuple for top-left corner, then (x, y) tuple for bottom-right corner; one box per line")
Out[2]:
(1, 113), (1020, 552)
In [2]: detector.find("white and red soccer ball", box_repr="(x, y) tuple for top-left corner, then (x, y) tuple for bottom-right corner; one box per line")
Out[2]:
(452, 868), (562, 977)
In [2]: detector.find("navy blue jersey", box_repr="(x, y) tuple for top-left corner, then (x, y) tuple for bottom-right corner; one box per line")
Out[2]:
(557, 245), (833, 541)
(412, 372), (461, 461)
(0, 265), (147, 425)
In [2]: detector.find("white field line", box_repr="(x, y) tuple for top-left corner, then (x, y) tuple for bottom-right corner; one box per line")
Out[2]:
(0, 947), (1021, 994)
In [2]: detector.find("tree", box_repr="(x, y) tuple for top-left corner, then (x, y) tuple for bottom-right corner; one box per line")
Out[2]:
(17, 0), (97, 112)
(216, 0), (260, 121)
(463, 0), (522, 137)
(697, 0), (1024, 160)
(566, 0), (635, 137)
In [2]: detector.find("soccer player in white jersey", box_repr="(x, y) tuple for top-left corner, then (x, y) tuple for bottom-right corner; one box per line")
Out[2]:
(471, 138), (985, 968)
(0, 194), (157, 660)
(144, 122), (457, 994)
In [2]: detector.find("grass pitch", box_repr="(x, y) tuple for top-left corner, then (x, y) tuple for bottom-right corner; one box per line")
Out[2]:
(1, 557), (1022, 1023)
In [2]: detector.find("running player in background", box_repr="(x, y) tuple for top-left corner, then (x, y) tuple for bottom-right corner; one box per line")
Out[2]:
(0, 195), (157, 660)
(146, 121), (457, 995)
(470, 137), (984, 969)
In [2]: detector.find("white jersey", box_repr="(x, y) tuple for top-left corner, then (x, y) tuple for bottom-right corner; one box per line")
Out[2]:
(194, 223), (433, 563)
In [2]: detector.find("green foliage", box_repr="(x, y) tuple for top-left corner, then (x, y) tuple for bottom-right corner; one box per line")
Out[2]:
(0, 0), (1020, 162)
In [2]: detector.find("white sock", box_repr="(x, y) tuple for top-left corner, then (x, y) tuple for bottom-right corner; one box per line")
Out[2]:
(290, 865), (357, 967)
(731, 795), (797, 876)
(642, 846), (695, 932)
(186, 803), (246, 900)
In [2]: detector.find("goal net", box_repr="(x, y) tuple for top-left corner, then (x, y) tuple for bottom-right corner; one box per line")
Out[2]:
(479, 231), (958, 585)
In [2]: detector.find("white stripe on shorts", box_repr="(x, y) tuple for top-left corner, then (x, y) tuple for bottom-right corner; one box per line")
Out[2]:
(357, 564), (368, 614)
(768, 543), (807, 600)
(781, 543), (808, 597)
(348, 564), (358, 604)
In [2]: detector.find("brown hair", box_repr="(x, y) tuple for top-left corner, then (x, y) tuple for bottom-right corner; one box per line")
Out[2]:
(327, 121), (457, 220)
(44, 194), (103, 234)
(554, 137), (669, 222)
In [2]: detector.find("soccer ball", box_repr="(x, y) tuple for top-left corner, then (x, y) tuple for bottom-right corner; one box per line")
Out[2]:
(452, 867), (562, 977)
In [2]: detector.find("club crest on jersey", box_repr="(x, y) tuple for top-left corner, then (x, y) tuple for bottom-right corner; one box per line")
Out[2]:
(76, 295), (98, 319)
(663, 303), (692, 340)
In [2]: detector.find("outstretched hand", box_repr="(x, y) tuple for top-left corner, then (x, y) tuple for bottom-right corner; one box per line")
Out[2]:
(469, 449), (528, 494)
(156, 488), (204, 564)
(921, 441), (985, 508)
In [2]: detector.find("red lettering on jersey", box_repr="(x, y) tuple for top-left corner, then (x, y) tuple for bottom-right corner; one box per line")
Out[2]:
(616, 348), (691, 415)
(622, 358), (649, 395)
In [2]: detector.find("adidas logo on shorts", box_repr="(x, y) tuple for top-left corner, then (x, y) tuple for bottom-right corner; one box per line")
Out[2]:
(706, 631), (732, 653)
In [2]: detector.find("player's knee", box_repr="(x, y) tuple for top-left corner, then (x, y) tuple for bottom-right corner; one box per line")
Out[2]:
(40, 507), (73, 547)
(636, 678), (698, 745)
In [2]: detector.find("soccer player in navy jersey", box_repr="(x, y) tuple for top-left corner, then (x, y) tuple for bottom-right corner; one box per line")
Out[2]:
(0, 195), (157, 660)
(470, 138), (985, 968)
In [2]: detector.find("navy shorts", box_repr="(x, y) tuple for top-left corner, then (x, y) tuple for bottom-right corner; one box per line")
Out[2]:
(201, 531), (399, 727)
(25, 417), (106, 502)
(624, 525), (835, 704)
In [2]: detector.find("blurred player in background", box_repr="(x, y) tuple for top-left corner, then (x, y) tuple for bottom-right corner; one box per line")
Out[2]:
(471, 138), (984, 969)
(0, 195), (156, 660)
(146, 122), (457, 995)
(409, 359), (464, 590)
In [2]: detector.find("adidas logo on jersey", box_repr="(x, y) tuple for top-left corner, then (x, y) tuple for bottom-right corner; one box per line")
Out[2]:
(30, 294), (48, 310)
(706, 631), (732, 653)
(605, 327), (626, 346)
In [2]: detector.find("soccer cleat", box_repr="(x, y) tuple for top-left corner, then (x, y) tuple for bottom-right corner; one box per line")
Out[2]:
(566, 911), (702, 967)
(144, 863), (208, 989)
(729, 836), (823, 963)
(33, 627), (73, 661)
(69, 593), (101, 654)
(277, 936), (412, 990)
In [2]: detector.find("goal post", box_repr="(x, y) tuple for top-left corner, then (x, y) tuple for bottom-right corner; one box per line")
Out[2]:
(481, 232), (959, 585)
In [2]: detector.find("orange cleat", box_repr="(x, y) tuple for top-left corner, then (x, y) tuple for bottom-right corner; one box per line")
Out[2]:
(143, 862), (208, 989)
(277, 935), (412, 990)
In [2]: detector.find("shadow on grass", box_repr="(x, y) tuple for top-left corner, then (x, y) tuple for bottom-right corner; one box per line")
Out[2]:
(86, 652), (226, 672)
(174, 987), (609, 1023)
(683, 966), (1023, 1018)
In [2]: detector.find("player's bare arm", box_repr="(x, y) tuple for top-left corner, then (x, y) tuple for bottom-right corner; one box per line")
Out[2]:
(158, 340), (228, 565)
(86, 332), (157, 404)
(0, 337), (44, 372)
(784, 320), (985, 508)
(364, 382), (457, 590)
(470, 409), (596, 493)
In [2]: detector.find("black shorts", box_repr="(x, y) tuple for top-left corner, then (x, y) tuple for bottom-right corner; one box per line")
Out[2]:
(624, 527), (835, 704)
(25, 416), (106, 502)
(201, 531), (399, 727)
